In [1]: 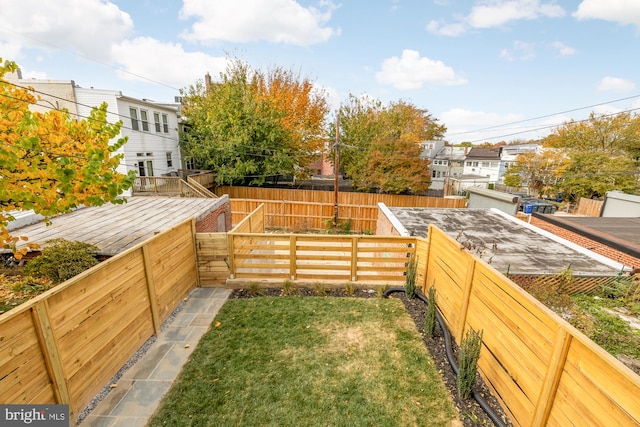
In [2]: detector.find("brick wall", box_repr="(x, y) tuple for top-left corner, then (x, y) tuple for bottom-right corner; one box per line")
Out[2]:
(196, 202), (233, 233)
(530, 216), (640, 269)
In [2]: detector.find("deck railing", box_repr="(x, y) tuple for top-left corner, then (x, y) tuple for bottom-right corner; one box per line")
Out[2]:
(133, 176), (216, 198)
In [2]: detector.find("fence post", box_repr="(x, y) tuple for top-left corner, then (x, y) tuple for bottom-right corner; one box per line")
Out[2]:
(351, 236), (359, 281)
(531, 329), (572, 426)
(31, 301), (72, 410)
(290, 234), (297, 280)
(191, 219), (201, 287)
(227, 233), (236, 279)
(142, 245), (161, 335)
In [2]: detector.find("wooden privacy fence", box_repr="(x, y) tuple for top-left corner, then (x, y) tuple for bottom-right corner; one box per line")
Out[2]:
(576, 198), (603, 216)
(226, 233), (414, 283)
(421, 225), (640, 427)
(229, 199), (380, 232)
(0, 219), (198, 421)
(216, 186), (467, 207)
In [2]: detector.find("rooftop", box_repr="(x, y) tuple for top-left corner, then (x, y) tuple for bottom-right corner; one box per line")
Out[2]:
(9, 196), (228, 256)
(387, 207), (622, 276)
(533, 213), (640, 259)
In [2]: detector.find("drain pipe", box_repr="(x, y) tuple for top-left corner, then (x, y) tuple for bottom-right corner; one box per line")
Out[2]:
(383, 288), (508, 427)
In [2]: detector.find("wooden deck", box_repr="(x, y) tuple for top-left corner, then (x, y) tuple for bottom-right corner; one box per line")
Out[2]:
(9, 197), (227, 256)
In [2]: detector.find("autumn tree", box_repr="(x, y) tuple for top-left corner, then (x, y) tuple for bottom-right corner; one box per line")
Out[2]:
(358, 138), (432, 193)
(180, 59), (330, 185)
(543, 112), (640, 198)
(503, 149), (569, 197)
(0, 59), (135, 256)
(333, 95), (445, 193)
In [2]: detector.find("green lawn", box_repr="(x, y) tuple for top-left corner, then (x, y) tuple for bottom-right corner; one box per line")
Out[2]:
(149, 296), (457, 427)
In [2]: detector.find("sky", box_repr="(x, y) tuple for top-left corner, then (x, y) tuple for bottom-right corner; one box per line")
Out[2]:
(1, 0), (640, 145)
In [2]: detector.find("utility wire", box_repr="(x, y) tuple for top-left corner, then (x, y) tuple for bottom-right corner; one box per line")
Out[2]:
(448, 94), (640, 136)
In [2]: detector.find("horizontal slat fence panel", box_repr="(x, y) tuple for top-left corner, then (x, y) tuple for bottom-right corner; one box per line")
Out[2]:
(0, 310), (57, 405)
(147, 221), (198, 322)
(195, 233), (229, 286)
(227, 233), (412, 283)
(230, 203), (265, 233)
(218, 186), (466, 232)
(421, 224), (640, 427)
(0, 219), (198, 421)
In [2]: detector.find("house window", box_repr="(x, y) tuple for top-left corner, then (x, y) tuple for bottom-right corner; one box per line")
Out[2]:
(185, 157), (195, 170)
(154, 112), (161, 132)
(432, 170), (437, 178)
(130, 108), (139, 131)
(162, 114), (169, 133)
(140, 110), (149, 131)
(137, 161), (146, 176)
(166, 152), (173, 168)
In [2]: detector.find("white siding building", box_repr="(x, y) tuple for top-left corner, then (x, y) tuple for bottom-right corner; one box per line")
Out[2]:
(498, 144), (542, 183)
(74, 89), (182, 194)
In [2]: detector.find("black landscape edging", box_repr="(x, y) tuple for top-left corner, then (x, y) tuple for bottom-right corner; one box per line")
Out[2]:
(383, 287), (508, 427)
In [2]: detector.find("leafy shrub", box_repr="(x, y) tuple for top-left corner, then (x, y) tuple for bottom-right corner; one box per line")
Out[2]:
(405, 256), (418, 299)
(23, 239), (99, 284)
(425, 286), (437, 338)
(457, 328), (483, 400)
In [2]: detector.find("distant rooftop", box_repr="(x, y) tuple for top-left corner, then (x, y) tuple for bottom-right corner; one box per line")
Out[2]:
(387, 207), (622, 276)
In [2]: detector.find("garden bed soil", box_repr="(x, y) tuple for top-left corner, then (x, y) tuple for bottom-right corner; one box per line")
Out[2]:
(231, 287), (512, 427)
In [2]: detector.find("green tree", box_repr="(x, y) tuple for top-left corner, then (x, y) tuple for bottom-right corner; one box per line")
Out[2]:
(503, 149), (568, 197)
(0, 59), (135, 257)
(543, 112), (640, 198)
(333, 96), (445, 193)
(180, 59), (329, 185)
(561, 152), (638, 199)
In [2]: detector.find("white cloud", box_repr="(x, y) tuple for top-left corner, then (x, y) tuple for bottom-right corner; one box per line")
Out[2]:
(0, 0), (133, 61)
(597, 76), (636, 92)
(551, 41), (576, 57)
(467, 0), (565, 28)
(499, 40), (536, 61)
(427, 0), (565, 36)
(574, 0), (640, 29)
(179, 0), (339, 45)
(111, 37), (228, 91)
(375, 49), (467, 90)
(426, 20), (467, 36)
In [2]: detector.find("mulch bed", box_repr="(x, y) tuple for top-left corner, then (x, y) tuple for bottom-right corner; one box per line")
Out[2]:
(231, 287), (512, 427)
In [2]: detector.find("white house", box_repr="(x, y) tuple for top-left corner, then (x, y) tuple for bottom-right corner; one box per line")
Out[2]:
(498, 144), (542, 183)
(74, 88), (182, 190)
(463, 147), (501, 183)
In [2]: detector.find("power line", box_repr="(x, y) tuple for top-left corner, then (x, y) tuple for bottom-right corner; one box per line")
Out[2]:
(464, 107), (640, 144)
(448, 94), (640, 137)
